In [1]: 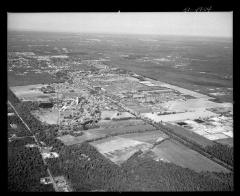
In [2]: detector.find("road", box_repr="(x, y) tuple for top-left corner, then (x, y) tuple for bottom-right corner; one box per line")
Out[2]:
(102, 93), (233, 172)
(8, 100), (60, 192)
(81, 79), (233, 171)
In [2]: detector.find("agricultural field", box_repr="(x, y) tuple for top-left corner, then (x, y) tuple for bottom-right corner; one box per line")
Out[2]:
(123, 101), (154, 113)
(90, 130), (230, 173)
(142, 109), (217, 122)
(98, 119), (147, 128)
(142, 139), (230, 173)
(10, 84), (53, 102)
(31, 109), (59, 125)
(91, 136), (152, 165)
(88, 124), (156, 136)
(120, 130), (169, 144)
(101, 110), (135, 120)
(8, 31), (233, 191)
(57, 120), (157, 146)
(58, 131), (106, 146)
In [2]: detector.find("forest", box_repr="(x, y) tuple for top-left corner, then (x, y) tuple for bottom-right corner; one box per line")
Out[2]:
(8, 88), (56, 192)
(205, 143), (233, 166)
(8, 87), (20, 105)
(58, 142), (128, 191)
(57, 142), (233, 191)
(7, 88), (233, 191)
(122, 151), (233, 191)
(8, 139), (54, 192)
(8, 115), (32, 137)
(155, 121), (233, 167)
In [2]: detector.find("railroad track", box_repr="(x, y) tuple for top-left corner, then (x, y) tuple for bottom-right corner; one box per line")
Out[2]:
(149, 121), (233, 171)
(8, 101), (60, 192)
(103, 94), (233, 172)
(80, 82), (233, 171)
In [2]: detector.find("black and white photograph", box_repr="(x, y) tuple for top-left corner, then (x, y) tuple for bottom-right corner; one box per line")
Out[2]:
(7, 12), (233, 192)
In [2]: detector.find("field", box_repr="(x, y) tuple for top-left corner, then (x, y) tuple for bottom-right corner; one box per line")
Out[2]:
(57, 131), (106, 146)
(98, 119), (147, 128)
(88, 124), (156, 135)
(8, 31), (232, 103)
(145, 139), (230, 173)
(160, 98), (232, 112)
(8, 71), (55, 87)
(91, 136), (152, 165)
(31, 109), (59, 125)
(10, 84), (53, 102)
(124, 102), (154, 113)
(8, 31), (233, 191)
(90, 131), (230, 173)
(119, 130), (169, 144)
(142, 109), (217, 122)
(57, 121), (157, 146)
(101, 110), (135, 120)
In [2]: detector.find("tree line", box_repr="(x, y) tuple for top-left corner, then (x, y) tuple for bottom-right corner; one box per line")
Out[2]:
(57, 142), (233, 191)
(205, 143), (233, 166)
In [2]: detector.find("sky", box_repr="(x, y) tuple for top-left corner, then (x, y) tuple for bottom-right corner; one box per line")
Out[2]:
(8, 12), (232, 38)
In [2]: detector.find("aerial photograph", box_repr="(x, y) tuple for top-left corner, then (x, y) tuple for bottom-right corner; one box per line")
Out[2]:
(7, 12), (233, 192)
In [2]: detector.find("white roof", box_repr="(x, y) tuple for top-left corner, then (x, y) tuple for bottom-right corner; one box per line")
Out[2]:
(204, 133), (229, 140)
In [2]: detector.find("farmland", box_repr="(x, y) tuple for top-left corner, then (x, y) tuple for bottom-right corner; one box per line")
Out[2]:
(8, 31), (233, 191)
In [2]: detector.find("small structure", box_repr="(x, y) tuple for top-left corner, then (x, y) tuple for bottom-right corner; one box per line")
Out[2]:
(54, 176), (72, 192)
(40, 141), (46, 146)
(9, 134), (17, 139)
(42, 152), (59, 159)
(76, 97), (79, 104)
(70, 131), (84, 137)
(40, 177), (52, 185)
(10, 123), (17, 129)
(39, 102), (53, 108)
(25, 143), (38, 148)
(40, 85), (55, 94)
(94, 86), (102, 91)
(8, 113), (15, 116)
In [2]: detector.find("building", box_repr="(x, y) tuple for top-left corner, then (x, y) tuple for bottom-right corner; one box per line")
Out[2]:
(39, 102), (54, 108)
(40, 177), (52, 185)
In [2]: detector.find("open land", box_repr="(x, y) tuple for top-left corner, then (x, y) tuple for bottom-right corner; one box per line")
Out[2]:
(8, 31), (233, 191)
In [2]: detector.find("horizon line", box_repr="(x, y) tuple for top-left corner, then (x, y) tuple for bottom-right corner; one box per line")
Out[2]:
(8, 29), (232, 39)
